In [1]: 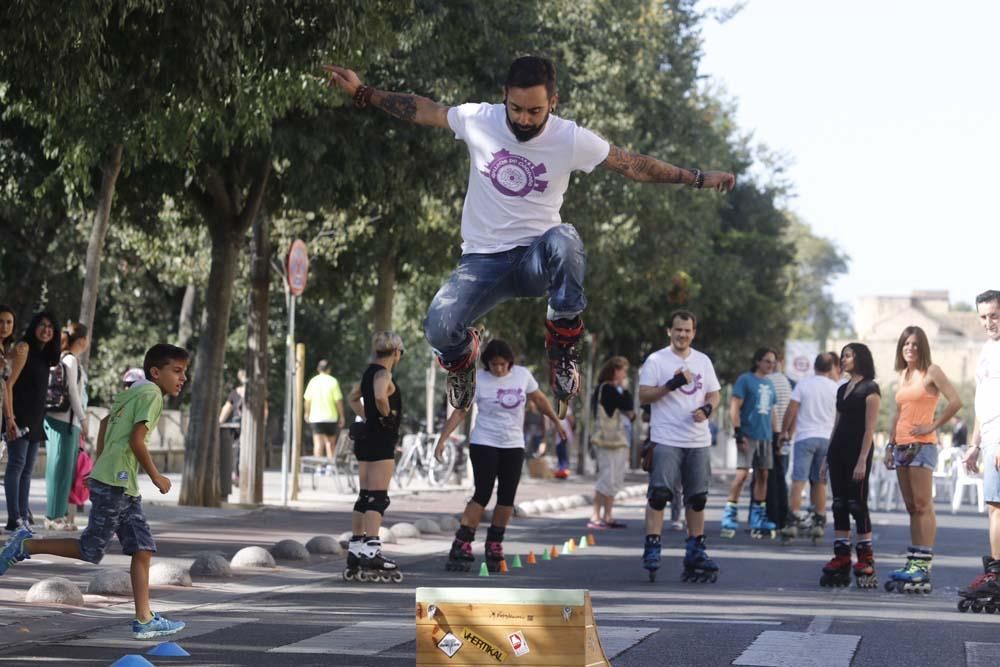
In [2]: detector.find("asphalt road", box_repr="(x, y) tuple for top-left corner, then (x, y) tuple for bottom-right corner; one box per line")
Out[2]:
(0, 488), (997, 666)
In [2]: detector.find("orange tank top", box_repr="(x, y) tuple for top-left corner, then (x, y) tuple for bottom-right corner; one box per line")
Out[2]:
(895, 375), (939, 445)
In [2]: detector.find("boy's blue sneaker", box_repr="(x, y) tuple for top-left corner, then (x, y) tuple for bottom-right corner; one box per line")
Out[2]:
(0, 526), (32, 575)
(132, 613), (185, 640)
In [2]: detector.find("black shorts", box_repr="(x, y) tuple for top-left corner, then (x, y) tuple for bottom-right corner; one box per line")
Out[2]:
(354, 438), (396, 462)
(310, 422), (340, 437)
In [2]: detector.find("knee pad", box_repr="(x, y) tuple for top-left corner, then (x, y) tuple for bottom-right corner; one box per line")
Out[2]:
(353, 489), (368, 514)
(688, 492), (708, 512)
(831, 497), (848, 514)
(648, 487), (673, 511)
(847, 498), (864, 517)
(366, 490), (391, 516)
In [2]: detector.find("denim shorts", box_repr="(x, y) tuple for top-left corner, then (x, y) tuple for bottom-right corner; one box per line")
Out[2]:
(79, 480), (156, 563)
(890, 443), (939, 470)
(792, 437), (830, 482)
(983, 442), (1000, 504)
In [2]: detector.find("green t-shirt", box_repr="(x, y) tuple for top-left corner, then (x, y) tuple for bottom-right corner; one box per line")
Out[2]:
(303, 373), (343, 422)
(90, 382), (163, 497)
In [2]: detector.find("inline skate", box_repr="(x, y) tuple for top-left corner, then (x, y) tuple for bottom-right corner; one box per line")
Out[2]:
(958, 556), (1000, 613)
(682, 535), (719, 583)
(343, 536), (365, 581)
(720, 502), (739, 539)
(749, 502), (777, 539)
(358, 538), (403, 583)
(642, 536), (662, 582)
(853, 542), (878, 589)
(885, 549), (932, 594)
(820, 541), (852, 588)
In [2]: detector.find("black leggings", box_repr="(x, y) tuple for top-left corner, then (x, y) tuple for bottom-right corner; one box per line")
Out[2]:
(470, 444), (524, 507)
(827, 446), (873, 534)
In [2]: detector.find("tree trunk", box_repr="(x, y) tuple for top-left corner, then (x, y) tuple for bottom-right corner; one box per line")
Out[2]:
(180, 157), (271, 507)
(372, 251), (397, 331)
(179, 226), (241, 507)
(78, 144), (124, 368)
(239, 211), (271, 504)
(176, 284), (197, 348)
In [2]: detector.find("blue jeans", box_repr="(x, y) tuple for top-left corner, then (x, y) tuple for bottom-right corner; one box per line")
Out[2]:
(4, 437), (40, 529)
(423, 224), (587, 364)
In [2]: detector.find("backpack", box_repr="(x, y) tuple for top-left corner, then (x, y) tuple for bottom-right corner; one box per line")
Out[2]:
(45, 352), (74, 413)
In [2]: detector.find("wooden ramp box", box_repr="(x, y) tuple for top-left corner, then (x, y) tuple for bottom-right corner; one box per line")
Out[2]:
(416, 587), (610, 666)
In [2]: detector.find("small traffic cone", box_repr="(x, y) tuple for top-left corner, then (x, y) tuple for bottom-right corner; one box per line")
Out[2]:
(568, 538), (577, 552)
(110, 657), (155, 667)
(527, 551), (537, 564)
(147, 642), (190, 657)
(512, 554), (523, 568)
(561, 541), (570, 555)
(542, 547), (552, 560)
(550, 545), (559, 559)
(587, 534), (596, 546)
(499, 559), (509, 573)
(479, 562), (490, 577)
(578, 535), (588, 550)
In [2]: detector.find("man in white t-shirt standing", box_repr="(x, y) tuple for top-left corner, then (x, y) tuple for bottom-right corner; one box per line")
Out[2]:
(960, 290), (1000, 606)
(638, 311), (721, 582)
(324, 57), (735, 417)
(780, 352), (840, 540)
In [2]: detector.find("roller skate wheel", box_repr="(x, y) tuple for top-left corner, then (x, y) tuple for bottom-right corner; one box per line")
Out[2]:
(958, 598), (973, 612)
(720, 530), (735, 539)
(647, 569), (657, 582)
(355, 570), (368, 582)
(343, 569), (355, 582)
(986, 603), (997, 614)
(972, 600), (985, 613)
(884, 580), (895, 593)
(709, 572), (718, 583)
(391, 571), (403, 583)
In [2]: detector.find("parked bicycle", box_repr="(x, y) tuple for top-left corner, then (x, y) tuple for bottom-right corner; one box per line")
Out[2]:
(393, 427), (462, 490)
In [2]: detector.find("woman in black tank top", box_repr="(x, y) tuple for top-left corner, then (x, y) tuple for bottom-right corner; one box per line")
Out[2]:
(345, 331), (405, 578)
(5, 311), (61, 531)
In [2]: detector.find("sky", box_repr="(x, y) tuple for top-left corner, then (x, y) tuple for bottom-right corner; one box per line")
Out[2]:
(698, 0), (999, 320)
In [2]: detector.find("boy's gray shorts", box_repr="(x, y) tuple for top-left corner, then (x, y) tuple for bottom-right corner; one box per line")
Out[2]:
(79, 480), (157, 564)
(646, 443), (711, 505)
(737, 439), (773, 470)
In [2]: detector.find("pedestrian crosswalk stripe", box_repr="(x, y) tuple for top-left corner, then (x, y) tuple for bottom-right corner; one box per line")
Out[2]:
(598, 626), (658, 658)
(268, 620), (413, 655)
(732, 630), (860, 667)
(966, 642), (1000, 667)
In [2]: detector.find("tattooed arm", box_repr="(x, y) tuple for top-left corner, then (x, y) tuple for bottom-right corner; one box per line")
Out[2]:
(323, 65), (450, 129)
(600, 145), (736, 192)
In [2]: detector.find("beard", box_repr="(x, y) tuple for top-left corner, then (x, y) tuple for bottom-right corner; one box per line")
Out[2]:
(505, 105), (549, 142)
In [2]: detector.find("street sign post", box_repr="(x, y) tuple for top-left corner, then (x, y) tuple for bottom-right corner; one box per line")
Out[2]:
(282, 240), (309, 506)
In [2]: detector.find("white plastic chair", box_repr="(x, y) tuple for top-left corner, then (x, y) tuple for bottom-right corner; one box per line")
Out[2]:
(932, 448), (957, 500)
(952, 449), (985, 514)
(868, 455), (899, 511)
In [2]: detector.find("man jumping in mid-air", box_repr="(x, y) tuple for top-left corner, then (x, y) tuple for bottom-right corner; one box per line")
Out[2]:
(325, 57), (735, 415)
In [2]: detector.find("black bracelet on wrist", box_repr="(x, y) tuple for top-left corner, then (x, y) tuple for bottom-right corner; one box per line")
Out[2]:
(689, 168), (705, 189)
(733, 427), (742, 440)
(699, 404), (712, 418)
(353, 84), (373, 109)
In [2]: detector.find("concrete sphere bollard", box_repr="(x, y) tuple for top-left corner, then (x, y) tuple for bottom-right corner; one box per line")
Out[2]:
(389, 522), (421, 540)
(306, 536), (343, 555)
(26, 577), (84, 606)
(270, 539), (310, 561)
(415, 518), (442, 534)
(231, 546), (277, 568)
(190, 553), (232, 578)
(150, 562), (193, 587)
(377, 526), (397, 545)
(438, 516), (461, 532)
(87, 569), (132, 596)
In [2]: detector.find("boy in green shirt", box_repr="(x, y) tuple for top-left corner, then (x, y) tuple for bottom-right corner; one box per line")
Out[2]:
(1, 344), (189, 640)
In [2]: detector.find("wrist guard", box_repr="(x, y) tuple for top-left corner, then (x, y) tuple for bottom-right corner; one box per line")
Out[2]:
(666, 374), (687, 391)
(699, 404), (713, 418)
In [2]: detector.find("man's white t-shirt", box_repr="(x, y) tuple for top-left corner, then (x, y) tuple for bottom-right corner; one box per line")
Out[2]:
(639, 346), (721, 448)
(789, 374), (838, 441)
(976, 338), (1000, 444)
(447, 103), (610, 254)
(470, 365), (539, 448)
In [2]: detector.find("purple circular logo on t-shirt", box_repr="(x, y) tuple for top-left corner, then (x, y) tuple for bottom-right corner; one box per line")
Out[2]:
(497, 388), (525, 409)
(678, 373), (704, 396)
(480, 149), (549, 197)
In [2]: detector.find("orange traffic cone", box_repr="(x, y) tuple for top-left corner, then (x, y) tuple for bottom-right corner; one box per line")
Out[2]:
(568, 538), (577, 552)
(550, 545), (559, 559)
(587, 534), (596, 546)
(527, 551), (537, 564)
(499, 559), (509, 573)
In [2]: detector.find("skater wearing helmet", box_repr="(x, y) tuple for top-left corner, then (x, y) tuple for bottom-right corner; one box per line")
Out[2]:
(724, 348), (779, 539)
(819, 343), (880, 589)
(884, 325), (962, 594)
(959, 291), (1000, 612)
(638, 311), (721, 582)
(435, 339), (565, 573)
(344, 332), (405, 583)
(323, 57), (734, 418)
